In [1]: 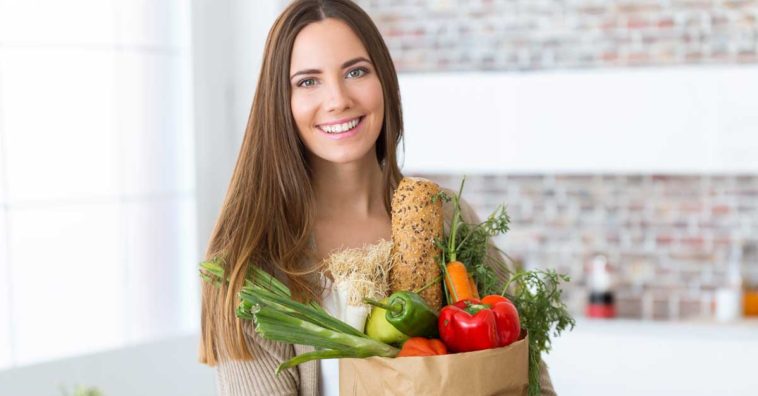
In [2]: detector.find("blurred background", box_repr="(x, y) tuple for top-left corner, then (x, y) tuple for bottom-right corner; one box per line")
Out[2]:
(1, 0), (757, 395)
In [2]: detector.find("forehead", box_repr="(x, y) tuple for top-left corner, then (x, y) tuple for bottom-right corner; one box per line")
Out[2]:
(290, 18), (369, 72)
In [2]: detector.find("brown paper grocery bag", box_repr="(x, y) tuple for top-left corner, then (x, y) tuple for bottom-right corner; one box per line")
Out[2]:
(339, 334), (528, 396)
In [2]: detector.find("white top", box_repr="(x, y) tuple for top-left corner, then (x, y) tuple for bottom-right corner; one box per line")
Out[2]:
(318, 279), (340, 396)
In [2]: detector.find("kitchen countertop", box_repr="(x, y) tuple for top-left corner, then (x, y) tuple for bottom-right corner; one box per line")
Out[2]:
(2, 319), (756, 396)
(545, 318), (758, 396)
(0, 333), (215, 396)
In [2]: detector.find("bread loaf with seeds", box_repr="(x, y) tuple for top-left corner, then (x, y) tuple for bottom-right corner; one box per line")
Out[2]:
(389, 177), (444, 310)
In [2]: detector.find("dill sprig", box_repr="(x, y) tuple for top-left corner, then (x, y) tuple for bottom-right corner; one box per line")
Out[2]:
(502, 270), (575, 396)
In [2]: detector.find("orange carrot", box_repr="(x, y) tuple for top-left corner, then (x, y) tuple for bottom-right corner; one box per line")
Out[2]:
(445, 261), (477, 303)
(469, 274), (480, 300)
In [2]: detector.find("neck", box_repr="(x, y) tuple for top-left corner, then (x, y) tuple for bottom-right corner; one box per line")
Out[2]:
(309, 151), (386, 220)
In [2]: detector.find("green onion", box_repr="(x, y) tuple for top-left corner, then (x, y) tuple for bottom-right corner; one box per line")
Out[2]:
(254, 306), (397, 355)
(276, 349), (375, 374)
(200, 259), (399, 373)
(239, 287), (365, 337)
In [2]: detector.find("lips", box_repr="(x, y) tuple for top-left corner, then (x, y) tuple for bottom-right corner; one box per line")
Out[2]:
(316, 115), (365, 140)
(317, 116), (364, 134)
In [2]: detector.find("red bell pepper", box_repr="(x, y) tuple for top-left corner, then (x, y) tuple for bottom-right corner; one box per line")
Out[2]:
(481, 295), (521, 347)
(438, 296), (521, 353)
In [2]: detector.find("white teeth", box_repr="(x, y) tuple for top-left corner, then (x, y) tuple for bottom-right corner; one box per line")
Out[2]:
(321, 117), (360, 134)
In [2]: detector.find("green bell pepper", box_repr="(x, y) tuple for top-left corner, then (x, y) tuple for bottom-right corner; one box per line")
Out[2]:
(365, 291), (439, 338)
(365, 298), (409, 345)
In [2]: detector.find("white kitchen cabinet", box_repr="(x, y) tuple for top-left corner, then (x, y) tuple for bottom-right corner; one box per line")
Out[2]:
(399, 67), (758, 174)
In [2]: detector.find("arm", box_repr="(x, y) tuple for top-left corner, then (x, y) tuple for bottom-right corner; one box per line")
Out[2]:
(443, 191), (557, 396)
(215, 321), (299, 396)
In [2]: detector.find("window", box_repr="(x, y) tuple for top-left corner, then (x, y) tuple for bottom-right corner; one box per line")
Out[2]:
(0, 0), (196, 368)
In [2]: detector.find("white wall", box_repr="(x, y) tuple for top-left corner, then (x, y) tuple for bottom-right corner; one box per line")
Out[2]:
(191, 0), (285, 259)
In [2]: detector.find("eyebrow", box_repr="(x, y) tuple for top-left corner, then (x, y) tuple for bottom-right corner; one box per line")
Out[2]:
(289, 57), (372, 80)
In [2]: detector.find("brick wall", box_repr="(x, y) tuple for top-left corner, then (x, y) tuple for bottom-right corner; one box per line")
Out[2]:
(355, 0), (758, 71)
(417, 174), (758, 320)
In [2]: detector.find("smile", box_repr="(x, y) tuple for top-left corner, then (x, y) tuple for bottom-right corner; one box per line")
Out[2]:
(317, 116), (364, 134)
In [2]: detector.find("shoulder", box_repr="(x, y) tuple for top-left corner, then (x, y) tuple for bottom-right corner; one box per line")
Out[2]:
(240, 320), (296, 362)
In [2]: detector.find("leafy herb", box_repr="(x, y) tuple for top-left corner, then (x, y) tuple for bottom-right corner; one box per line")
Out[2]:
(502, 270), (575, 396)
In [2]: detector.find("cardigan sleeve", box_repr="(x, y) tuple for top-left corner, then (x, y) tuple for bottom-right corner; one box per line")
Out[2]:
(215, 321), (300, 396)
(443, 190), (558, 396)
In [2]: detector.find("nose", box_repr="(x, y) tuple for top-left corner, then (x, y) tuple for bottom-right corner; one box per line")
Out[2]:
(324, 80), (353, 113)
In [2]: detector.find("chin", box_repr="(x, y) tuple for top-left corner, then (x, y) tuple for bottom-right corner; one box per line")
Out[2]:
(310, 144), (377, 165)
(319, 151), (371, 165)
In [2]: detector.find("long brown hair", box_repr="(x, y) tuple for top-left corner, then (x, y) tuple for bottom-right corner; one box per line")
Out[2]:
(199, 0), (404, 365)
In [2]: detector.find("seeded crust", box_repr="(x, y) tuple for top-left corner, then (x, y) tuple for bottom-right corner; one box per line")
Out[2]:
(389, 177), (444, 310)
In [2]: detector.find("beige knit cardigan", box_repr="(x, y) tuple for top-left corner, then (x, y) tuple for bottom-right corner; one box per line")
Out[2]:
(214, 193), (558, 396)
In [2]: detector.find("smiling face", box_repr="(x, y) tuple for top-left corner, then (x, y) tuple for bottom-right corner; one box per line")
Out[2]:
(289, 18), (385, 166)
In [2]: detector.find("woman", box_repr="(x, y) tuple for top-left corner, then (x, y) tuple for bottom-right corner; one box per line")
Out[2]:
(199, 1), (556, 395)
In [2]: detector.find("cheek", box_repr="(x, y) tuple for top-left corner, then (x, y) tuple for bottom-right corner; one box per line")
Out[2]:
(291, 93), (317, 132)
(365, 80), (384, 114)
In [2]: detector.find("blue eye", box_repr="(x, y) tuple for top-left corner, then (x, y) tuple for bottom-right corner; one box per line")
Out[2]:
(297, 78), (317, 88)
(346, 67), (368, 79)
